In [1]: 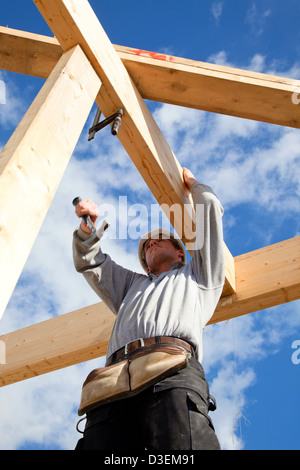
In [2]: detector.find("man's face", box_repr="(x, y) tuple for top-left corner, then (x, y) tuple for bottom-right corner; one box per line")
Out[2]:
(144, 236), (184, 274)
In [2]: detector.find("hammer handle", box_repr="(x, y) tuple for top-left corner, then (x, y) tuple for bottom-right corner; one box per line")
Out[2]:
(72, 197), (96, 233)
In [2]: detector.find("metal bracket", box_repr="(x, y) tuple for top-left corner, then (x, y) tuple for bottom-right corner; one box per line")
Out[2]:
(88, 107), (124, 141)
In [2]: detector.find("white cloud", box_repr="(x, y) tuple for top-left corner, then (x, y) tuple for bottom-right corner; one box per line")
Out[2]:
(248, 53), (267, 73)
(208, 47), (300, 83)
(0, 72), (28, 134)
(245, 4), (271, 37)
(211, 2), (223, 24)
(153, 104), (206, 155)
(207, 50), (230, 67)
(202, 300), (300, 449)
(0, 358), (105, 450)
(209, 363), (255, 450)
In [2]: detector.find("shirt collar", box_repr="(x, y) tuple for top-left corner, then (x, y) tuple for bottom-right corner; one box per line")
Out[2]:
(147, 261), (185, 279)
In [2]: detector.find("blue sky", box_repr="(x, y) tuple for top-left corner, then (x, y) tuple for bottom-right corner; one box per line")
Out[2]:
(0, 0), (300, 450)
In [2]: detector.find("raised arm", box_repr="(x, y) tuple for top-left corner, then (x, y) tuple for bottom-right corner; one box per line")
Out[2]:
(183, 168), (225, 290)
(73, 199), (144, 314)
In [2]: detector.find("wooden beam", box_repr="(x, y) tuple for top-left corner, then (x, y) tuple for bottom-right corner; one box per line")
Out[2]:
(1, 236), (299, 387)
(33, 0), (236, 295)
(0, 45), (101, 319)
(0, 302), (115, 387)
(1, 26), (300, 128)
(0, 26), (62, 78)
(209, 236), (300, 324)
(118, 45), (300, 129)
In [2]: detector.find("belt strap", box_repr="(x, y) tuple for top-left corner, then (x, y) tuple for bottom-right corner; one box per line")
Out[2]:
(106, 336), (194, 366)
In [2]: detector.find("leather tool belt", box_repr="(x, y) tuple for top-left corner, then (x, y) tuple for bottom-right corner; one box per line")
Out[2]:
(78, 336), (193, 416)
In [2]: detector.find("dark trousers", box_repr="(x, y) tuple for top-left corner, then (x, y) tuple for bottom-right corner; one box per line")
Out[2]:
(75, 358), (220, 450)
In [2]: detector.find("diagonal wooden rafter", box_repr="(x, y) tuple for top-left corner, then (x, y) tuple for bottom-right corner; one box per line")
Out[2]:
(31, 0), (236, 294)
(0, 44), (101, 320)
(1, 26), (300, 128)
(1, 236), (299, 387)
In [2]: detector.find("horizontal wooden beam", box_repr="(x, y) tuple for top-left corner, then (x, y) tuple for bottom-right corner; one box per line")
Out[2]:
(1, 26), (300, 128)
(1, 236), (299, 387)
(0, 26), (62, 78)
(0, 303), (115, 387)
(0, 45), (101, 319)
(118, 46), (300, 129)
(210, 235), (300, 324)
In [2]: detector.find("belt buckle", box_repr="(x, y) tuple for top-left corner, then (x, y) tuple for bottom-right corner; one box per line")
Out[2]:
(124, 338), (145, 355)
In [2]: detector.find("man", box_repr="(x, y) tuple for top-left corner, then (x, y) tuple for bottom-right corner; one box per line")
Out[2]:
(73, 168), (225, 450)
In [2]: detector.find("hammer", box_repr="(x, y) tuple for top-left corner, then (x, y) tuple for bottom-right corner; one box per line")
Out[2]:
(72, 197), (96, 234)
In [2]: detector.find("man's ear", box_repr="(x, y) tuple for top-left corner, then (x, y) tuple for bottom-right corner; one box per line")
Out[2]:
(178, 249), (184, 262)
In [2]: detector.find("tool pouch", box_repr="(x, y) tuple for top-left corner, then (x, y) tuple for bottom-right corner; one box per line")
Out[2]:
(78, 345), (191, 416)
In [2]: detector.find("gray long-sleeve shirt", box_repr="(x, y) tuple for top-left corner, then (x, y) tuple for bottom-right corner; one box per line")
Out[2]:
(72, 182), (225, 363)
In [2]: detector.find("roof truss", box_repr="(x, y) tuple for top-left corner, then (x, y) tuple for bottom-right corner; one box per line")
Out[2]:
(0, 0), (299, 386)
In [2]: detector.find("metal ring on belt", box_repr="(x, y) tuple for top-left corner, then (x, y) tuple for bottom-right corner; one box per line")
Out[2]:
(105, 336), (194, 366)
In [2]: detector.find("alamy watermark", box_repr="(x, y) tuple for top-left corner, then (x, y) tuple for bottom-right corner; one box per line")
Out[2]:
(291, 80), (300, 105)
(0, 340), (6, 365)
(291, 340), (300, 365)
(0, 79), (6, 105)
(98, 197), (205, 250)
